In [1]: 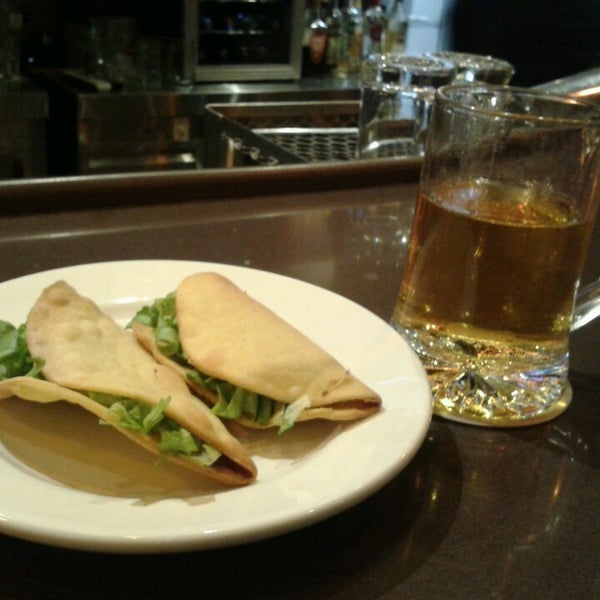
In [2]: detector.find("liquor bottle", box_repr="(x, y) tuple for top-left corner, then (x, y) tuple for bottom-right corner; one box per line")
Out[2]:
(326, 0), (343, 70)
(335, 0), (363, 78)
(363, 0), (387, 58)
(301, 3), (314, 75)
(382, 0), (407, 54)
(308, 0), (329, 74)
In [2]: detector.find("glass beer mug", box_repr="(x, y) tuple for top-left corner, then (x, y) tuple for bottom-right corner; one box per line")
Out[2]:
(392, 84), (600, 427)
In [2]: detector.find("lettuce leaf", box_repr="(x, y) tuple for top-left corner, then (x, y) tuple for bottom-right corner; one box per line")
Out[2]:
(209, 379), (275, 426)
(0, 320), (44, 380)
(90, 392), (221, 465)
(160, 428), (199, 454)
(129, 293), (181, 358)
(278, 395), (311, 435)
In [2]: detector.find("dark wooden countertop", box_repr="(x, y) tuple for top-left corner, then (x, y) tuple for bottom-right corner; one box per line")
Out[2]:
(0, 163), (598, 599)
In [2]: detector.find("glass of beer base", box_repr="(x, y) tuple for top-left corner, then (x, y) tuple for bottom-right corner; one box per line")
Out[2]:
(391, 84), (600, 427)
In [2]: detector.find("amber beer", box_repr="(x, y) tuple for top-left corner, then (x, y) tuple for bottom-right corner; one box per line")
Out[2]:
(392, 178), (594, 410)
(395, 84), (600, 425)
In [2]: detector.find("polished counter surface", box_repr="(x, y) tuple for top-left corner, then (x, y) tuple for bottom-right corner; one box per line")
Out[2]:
(0, 165), (598, 599)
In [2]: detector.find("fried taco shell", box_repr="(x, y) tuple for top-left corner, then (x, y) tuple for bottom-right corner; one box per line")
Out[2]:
(1, 281), (257, 487)
(133, 272), (381, 429)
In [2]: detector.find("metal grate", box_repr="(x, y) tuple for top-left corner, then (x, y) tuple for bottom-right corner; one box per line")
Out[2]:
(203, 101), (361, 167)
(257, 127), (358, 162)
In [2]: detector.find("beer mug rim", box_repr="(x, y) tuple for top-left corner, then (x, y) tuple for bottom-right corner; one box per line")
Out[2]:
(436, 84), (600, 126)
(366, 53), (454, 71)
(362, 54), (456, 90)
(429, 51), (515, 73)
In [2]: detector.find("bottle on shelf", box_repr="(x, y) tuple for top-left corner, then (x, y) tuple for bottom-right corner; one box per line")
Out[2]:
(363, 0), (387, 58)
(382, 0), (407, 54)
(325, 0), (343, 71)
(335, 0), (363, 79)
(301, 3), (314, 75)
(307, 0), (329, 74)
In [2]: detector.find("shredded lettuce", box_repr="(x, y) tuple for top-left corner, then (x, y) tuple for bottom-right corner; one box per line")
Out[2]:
(197, 374), (275, 426)
(130, 296), (284, 429)
(181, 440), (223, 467)
(160, 428), (199, 454)
(0, 320), (44, 381)
(213, 385), (245, 419)
(92, 393), (170, 434)
(89, 392), (221, 465)
(279, 395), (312, 435)
(129, 293), (181, 358)
(187, 368), (231, 394)
(257, 396), (275, 427)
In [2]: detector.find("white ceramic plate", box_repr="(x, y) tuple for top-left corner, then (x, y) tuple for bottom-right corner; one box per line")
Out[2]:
(0, 260), (431, 553)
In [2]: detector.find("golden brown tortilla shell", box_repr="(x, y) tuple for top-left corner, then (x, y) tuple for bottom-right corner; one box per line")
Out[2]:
(22, 280), (256, 486)
(175, 272), (381, 421)
(0, 377), (253, 486)
(134, 321), (374, 428)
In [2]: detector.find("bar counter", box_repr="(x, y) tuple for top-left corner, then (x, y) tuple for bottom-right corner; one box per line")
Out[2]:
(0, 162), (598, 599)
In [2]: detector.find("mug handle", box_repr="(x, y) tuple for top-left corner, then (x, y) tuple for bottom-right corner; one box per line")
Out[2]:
(572, 276), (600, 330)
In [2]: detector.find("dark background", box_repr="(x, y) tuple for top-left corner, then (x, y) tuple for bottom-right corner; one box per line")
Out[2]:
(9, 0), (183, 71)
(448, 0), (600, 86)
(10, 0), (600, 87)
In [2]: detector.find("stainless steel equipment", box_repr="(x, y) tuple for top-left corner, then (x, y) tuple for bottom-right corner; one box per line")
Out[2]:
(35, 68), (360, 176)
(75, 95), (203, 175)
(203, 100), (360, 167)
